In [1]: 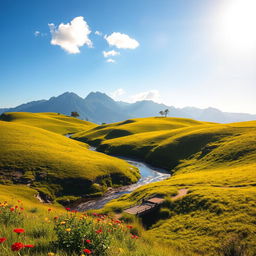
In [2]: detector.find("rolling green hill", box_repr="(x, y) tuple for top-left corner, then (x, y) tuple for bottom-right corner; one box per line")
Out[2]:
(0, 115), (140, 203)
(72, 117), (256, 255)
(0, 112), (96, 134)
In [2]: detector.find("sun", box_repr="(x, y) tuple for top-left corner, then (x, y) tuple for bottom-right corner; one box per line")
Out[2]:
(218, 0), (256, 53)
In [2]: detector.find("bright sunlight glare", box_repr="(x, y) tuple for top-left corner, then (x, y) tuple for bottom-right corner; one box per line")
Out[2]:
(218, 0), (256, 54)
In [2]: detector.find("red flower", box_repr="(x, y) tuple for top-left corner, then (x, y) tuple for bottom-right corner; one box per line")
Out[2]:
(15, 205), (18, 209)
(126, 225), (133, 229)
(65, 207), (70, 211)
(83, 248), (92, 254)
(96, 229), (102, 234)
(85, 239), (91, 244)
(20, 207), (24, 211)
(131, 234), (139, 239)
(13, 228), (25, 234)
(10, 207), (15, 212)
(48, 208), (51, 212)
(11, 242), (24, 251)
(0, 238), (7, 243)
(54, 216), (59, 220)
(71, 210), (77, 213)
(24, 244), (34, 248)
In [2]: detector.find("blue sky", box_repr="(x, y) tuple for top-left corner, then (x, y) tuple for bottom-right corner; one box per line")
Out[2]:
(0, 0), (255, 113)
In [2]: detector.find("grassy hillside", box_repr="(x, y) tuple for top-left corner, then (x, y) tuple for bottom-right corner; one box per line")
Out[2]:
(0, 185), (185, 256)
(72, 117), (256, 255)
(0, 121), (139, 202)
(72, 117), (211, 145)
(0, 112), (96, 134)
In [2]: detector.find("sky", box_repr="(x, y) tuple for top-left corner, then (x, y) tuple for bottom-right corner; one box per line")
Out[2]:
(0, 0), (255, 113)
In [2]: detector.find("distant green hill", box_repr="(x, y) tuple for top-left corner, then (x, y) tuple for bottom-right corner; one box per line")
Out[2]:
(0, 112), (96, 134)
(72, 117), (256, 255)
(0, 113), (139, 203)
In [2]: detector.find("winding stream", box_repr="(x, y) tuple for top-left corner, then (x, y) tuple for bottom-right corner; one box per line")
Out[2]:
(65, 134), (170, 211)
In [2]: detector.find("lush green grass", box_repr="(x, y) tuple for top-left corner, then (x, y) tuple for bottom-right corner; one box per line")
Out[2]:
(1, 114), (256, 255)
(0, 112), (96, 134)
(72, 117), (211, 145)
(0, 185), (186, 256)
(0, 120), (140, 201)
(73, 117), (256, 255)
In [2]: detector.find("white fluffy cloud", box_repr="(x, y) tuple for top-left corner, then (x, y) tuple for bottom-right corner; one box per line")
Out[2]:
(49, 16), (92, 54)
(111, 88), (126, 99)
(106, 58), (115, 63)
(130, 90), (161, 103)
(103, 50), (120, 58)
(95, 30), (102, 36)
(104, 32), (139, 49)
(34, 31), (40, 37)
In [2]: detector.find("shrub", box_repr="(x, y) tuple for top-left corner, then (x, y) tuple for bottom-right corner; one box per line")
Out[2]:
(218, 235), (248, 256)
(54, 212), (132, 256)
(0, 202), (24, 226)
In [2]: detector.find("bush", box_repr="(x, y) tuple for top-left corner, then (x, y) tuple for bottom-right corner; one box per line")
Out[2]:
(0, 201), (24, 226)
(53, 211), (134, 256)
(218, 235), (248, 256)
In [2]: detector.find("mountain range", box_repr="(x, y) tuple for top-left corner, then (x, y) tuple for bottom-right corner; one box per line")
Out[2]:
(0, 91), (255, 124)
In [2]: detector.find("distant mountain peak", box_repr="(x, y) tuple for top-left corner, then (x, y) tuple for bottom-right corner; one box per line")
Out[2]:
(0, 91), (255, 124)
(85, 91), (115, 102)
(49, 92), (82, 102)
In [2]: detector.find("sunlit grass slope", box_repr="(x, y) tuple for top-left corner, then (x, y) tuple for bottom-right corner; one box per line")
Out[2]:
(0, 112), (96, 134)
(0, 185), (185, 256)
(72, 117), (256, 171)
(72, 117), (211, 144)
(0, 121), (139, 201)
(73, 117), (256, 255)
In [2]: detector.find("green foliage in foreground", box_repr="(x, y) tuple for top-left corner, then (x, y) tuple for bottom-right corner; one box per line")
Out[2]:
(0, 120), (139, 200)
(0, 186), (184, 256)
(73, 117), (256, 255)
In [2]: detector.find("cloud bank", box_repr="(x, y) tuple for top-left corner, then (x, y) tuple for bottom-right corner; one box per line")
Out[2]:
(49, 16), (92, 54)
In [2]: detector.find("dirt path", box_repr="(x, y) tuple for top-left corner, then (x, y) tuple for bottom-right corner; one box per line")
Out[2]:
(171, 188), (189, 200)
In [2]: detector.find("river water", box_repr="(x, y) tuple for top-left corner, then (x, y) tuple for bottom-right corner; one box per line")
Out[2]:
(65, 135), (170, 211)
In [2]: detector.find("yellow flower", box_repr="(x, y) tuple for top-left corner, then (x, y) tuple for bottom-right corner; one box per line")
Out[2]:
(60, 221), (66, 225)
(48, 253), (55, 256)
(65, 228), (71, 232)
